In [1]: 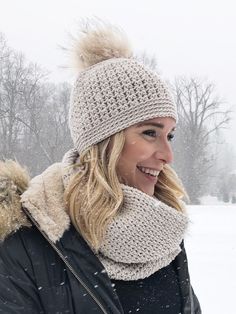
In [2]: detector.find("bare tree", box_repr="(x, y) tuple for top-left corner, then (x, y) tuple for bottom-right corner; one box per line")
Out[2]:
(0, 35), (72, 175)
(14, 81), (72, 175)
(0, 49), (28, 158)
(172, 77), (231, 203)
(27, 82), (72, 173)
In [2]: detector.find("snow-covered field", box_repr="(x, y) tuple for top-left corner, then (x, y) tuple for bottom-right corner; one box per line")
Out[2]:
(185, 203), (236, 314)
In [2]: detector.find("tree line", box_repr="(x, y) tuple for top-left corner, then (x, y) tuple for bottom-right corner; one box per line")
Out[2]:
(0, 34), (234, 204)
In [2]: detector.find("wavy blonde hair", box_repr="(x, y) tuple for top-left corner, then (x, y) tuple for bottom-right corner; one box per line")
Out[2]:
(65, 131), (187, 251)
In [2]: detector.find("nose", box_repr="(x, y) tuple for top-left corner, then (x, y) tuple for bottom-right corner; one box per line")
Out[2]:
(154, 141), (174, 165)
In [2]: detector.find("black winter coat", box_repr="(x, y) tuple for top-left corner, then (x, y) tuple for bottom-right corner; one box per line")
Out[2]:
(0, 162), (201, 313)
(0, 223), (201, 314)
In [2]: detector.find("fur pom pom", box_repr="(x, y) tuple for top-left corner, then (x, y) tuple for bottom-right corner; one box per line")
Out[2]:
(72, 19), (133, 71)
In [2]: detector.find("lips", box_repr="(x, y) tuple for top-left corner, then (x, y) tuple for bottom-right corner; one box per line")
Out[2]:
(137, 166), (160, 177)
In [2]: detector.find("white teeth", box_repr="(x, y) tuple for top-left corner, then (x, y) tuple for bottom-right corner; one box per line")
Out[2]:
(138, 166), (160, 177)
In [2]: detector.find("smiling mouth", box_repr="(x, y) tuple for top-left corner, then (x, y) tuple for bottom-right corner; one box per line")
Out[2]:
(137, 166), (160, 178)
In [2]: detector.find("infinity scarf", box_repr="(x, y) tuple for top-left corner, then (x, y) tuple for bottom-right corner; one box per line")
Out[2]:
(62, 149), (189, 281)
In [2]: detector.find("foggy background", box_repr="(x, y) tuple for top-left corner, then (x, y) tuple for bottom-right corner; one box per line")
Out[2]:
(1, 1), (236, 313)
(0, 0), (236, 204)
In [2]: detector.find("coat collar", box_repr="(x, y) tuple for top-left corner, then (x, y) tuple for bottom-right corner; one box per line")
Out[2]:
(0, 160), (70, 242)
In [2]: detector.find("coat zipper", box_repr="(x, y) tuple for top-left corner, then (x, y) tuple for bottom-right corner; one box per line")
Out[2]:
(22, 208), (108, 314)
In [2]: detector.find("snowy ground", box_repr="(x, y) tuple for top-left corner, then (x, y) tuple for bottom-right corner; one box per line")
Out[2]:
(185, 202), (236, 314)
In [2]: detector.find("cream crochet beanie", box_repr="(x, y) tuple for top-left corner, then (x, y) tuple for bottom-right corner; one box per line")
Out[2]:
(69, 21), (177, 153)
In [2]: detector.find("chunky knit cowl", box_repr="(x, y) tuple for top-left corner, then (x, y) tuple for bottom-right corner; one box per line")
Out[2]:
(62, 149), (189, 281)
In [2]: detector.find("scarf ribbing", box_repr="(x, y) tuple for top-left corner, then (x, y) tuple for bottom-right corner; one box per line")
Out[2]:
(62, 148), (189, 281)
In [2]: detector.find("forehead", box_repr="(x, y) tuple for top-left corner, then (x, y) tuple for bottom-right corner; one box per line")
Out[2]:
(135, 117), (176, 129)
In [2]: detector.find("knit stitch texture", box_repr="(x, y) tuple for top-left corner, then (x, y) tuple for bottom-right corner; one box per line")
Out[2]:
(62, 149), (188, 281)
(97, 184), (188, 280)
(69, 58), (177, 153)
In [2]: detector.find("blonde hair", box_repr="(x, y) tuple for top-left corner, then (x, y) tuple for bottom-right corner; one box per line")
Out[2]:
(65, 131), (187, 251)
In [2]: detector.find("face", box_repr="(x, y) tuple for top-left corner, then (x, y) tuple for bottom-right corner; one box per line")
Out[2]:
(116, 117), (176, 196)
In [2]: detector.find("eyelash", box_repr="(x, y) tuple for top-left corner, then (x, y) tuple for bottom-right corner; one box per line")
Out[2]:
(167, 133), (175, 142)
(142, 130), (175, 142)
(143, 130), (157, 137)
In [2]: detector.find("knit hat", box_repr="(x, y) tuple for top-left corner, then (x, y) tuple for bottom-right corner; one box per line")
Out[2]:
(69, 22), (177, 153)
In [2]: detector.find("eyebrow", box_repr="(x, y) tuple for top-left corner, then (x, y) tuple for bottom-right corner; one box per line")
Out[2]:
(136, 122), (176, 132)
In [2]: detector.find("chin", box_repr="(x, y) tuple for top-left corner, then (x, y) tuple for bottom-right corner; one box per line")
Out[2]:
(139, 185), (155, 196)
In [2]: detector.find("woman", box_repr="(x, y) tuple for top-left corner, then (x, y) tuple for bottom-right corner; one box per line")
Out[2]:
(0, 22), (201, 313)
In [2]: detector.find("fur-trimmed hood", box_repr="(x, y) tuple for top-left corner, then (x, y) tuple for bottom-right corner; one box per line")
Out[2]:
(0, 160), (70, 243)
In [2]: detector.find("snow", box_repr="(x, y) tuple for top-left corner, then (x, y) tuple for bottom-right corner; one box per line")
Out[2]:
(200, 195), (235, 206)
(185, 204), (236, 314)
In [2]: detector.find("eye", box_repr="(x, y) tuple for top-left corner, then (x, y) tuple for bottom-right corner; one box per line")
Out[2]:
(167, 133), (175, 142)
(142, 129), (157, 138)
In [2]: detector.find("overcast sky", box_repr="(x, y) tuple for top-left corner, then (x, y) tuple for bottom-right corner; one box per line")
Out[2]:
(0, 0), (235, 147)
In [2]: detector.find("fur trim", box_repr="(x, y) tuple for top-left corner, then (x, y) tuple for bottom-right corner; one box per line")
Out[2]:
(21, 163), (70, 243)
(0, 161), (71, 243)
(0, 160), (31, 241)
(72, 19), (133, 71)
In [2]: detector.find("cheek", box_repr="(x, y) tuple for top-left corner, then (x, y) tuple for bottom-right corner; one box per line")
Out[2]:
(121, 141), (150, 165)
(117, 143), (136, 172)
(118, 144), (148, 175)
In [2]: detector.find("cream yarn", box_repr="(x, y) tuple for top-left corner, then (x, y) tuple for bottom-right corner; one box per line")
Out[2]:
(62, 149), (188, 281)
(69, 22), (177, 153)
(97, 184), (188, 280)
